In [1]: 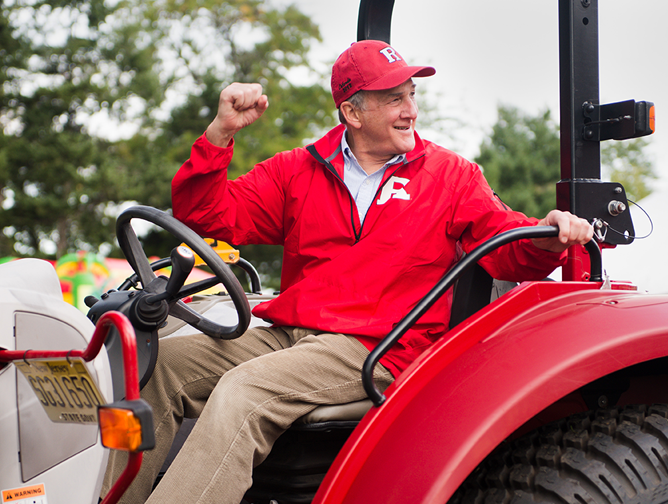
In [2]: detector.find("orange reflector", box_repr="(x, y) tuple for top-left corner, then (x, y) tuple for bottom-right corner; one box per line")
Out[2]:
(99, 407), (143, 452)
(650, 105), (656, 132)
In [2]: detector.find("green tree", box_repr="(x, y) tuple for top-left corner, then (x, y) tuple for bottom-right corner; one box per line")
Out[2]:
(0, 0), (333, 284)
(475, 106), (560, 218)
(0, 0), (165, 257)
(601, 138), (656, 202)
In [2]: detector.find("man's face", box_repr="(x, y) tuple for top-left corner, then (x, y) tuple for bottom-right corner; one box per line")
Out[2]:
(356, 80), (418, 158)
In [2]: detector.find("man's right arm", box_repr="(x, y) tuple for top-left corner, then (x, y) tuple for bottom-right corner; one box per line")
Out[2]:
(172, 82), (286, 245)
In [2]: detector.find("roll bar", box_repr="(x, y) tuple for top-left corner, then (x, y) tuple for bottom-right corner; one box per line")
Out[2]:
(362, 226), (603, 406)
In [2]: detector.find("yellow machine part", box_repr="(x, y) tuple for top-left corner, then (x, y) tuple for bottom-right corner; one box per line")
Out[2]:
(180, 238), (240, 266)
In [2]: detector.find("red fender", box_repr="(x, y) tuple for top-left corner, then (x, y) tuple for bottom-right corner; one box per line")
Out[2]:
(313, 281), (668, 504)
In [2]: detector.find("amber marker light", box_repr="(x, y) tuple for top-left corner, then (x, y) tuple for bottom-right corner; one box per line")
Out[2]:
(98, 399), (155, 452)
(650, 105), (656, 133)
(100, 408), (143, 451)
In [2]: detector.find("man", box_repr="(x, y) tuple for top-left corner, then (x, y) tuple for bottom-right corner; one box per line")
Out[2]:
(102, 40), (593, 504)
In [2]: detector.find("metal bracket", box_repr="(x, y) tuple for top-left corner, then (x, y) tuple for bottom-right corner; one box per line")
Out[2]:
(556, 180), (635, 246)
(583, 100), (655, 141)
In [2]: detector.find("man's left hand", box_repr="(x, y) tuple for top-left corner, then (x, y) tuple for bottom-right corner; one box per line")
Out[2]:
(532, 210), (594, 253)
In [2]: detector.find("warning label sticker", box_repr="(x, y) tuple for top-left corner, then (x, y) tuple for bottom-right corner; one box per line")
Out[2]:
(1, 483), (48, 503)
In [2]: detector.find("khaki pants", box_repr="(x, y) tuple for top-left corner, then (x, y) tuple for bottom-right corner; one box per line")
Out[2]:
(101, 326), (394, 504)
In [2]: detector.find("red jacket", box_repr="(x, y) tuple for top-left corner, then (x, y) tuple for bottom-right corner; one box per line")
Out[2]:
(172, 124), (565, 377)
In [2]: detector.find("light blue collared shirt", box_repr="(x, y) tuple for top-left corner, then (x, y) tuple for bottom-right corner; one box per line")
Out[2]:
(341, 131), (406, 223)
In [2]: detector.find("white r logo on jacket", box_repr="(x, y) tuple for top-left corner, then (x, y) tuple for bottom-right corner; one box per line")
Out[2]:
(377, 176), (411, 205)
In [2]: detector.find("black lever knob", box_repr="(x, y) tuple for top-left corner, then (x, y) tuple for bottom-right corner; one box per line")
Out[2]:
(164, 245), (196, 298)
(143, 246), (196, 305)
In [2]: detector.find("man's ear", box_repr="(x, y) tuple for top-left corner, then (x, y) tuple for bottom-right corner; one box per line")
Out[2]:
(340, 102), (363, 130)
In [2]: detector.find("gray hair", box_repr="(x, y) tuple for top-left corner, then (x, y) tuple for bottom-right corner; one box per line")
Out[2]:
(338, 90), (368, 124)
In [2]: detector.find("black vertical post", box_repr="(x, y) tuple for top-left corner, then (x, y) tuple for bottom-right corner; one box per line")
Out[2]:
(357, 0), (394, 43)
(558, 0), (601, 207)
(557, 0), (602, 281)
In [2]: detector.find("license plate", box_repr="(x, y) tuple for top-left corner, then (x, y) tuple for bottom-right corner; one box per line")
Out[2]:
(15, 358), (106, 424)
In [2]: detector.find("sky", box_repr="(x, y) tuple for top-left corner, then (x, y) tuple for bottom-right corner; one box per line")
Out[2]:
(281, 0), (668, 293)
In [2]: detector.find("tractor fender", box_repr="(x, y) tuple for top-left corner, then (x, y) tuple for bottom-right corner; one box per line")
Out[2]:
(314, 282), (668, 504)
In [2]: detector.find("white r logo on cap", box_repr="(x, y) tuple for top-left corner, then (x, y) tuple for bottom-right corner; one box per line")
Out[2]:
(379, 47), (402, 63)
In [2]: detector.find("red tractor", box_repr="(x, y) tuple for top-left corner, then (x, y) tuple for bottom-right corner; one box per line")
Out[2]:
(2, 1), (666, 503)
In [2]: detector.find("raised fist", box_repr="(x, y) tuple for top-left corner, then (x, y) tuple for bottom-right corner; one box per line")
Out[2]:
(206, 83), (269, 147)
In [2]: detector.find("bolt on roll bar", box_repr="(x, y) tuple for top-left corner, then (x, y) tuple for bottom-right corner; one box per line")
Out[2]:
(362, 226), (603, 407)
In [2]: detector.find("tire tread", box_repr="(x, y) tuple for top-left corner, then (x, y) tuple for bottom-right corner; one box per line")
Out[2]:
(450, 405), (668, 504)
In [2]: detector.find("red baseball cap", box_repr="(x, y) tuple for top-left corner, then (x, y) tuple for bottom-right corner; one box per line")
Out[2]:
(331, 40), (436, 108)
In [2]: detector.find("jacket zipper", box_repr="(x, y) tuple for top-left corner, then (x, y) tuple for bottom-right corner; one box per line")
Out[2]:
(307, 144), (362, 242)
(306, 144), (426, 244)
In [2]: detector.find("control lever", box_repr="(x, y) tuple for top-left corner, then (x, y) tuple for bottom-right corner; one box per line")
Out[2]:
(144, 246), (196, 305)
(163, 245), (196, 299)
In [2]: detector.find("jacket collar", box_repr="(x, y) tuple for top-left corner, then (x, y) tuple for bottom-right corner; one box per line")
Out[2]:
(307, 124), (427, 178)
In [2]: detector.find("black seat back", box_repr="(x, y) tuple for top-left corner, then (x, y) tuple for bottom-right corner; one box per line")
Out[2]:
(449, 263), (494, 329)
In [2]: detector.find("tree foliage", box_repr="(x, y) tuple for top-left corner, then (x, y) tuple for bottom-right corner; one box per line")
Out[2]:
(0, 0), (164, 257)
(0, 0), (334, 284)
(475, 106), (560, 218)
(601, 138), (656, 202)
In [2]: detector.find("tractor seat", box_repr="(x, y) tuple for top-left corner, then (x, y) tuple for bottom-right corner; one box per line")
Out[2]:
(294, 399), (373, 427)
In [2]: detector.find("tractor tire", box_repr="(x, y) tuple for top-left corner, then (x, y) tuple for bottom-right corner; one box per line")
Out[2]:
(450, 404), (668, 504)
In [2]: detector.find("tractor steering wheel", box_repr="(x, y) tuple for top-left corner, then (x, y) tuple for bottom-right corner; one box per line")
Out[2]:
(116, 205), (251, 339)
